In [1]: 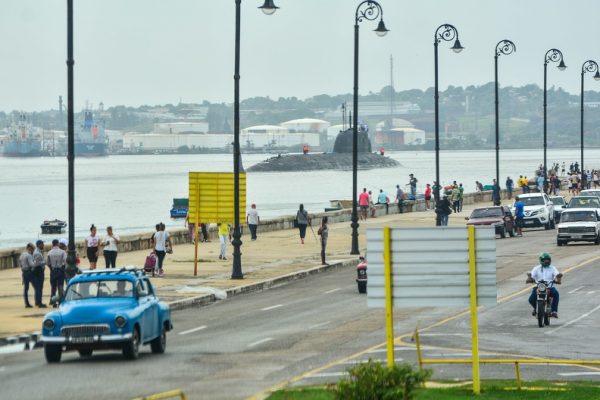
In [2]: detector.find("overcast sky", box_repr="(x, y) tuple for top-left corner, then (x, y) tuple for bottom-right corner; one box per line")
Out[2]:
(1, 0), (599, 112)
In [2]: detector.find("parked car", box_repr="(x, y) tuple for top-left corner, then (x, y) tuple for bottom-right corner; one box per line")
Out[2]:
(557, 208), (600, 246)
(567, 196), (600, 210)
(511, 193), (555, 230)
(41, 268), (172, 363)
(466, 206), (515, 238)
(580, 189), (600, 199)
(549, 195), (566, 221)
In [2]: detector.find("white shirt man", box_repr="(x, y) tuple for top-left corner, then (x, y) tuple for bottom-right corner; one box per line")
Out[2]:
(247, 204), (260, 241)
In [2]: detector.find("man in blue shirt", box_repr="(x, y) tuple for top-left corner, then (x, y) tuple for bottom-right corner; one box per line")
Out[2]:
(377, 189), (389, 214)
(514, 196), (525, 236)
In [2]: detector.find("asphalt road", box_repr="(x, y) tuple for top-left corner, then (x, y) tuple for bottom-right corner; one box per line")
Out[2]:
(1, 226), (599, 399)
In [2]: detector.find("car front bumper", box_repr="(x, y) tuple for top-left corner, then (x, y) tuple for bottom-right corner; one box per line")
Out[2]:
(557, 233), (597, 242)
(522, 215), (549, 227)
(42, 332), (133, 344)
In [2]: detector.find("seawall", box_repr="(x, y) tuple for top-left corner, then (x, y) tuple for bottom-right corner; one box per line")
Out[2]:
(0, 189), (509, 270)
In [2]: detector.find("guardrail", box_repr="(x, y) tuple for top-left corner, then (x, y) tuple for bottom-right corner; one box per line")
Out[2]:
(131, 389), (187, 400)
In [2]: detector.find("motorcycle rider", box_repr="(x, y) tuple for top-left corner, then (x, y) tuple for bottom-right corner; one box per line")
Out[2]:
(526, 252), (562, 318)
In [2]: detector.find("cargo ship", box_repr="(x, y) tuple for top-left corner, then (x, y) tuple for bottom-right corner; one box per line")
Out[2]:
(2, 114), (42, 157)
(75, 111), (108, 157)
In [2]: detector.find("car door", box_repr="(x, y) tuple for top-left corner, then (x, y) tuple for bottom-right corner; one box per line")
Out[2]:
(136, 280), (153, 342)
(143, 278), (159, 338)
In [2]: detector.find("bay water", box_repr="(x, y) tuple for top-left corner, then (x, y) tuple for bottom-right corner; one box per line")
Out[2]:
(1, 148), (597, 250)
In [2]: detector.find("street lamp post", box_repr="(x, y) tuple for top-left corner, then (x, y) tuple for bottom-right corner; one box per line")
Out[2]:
(351, 1), (388, 255)
(66, 0), (76, 271)
(580, 60), (600, 176)
(231, 0), (278, 279)
(433, 24), (463, 223)
(543, 49), (566, 188)
(494, 40), (516, 191)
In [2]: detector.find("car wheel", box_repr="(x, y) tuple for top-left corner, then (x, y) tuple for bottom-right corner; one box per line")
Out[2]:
(595, 235), (600, 245)
(500, 228), (506, 239)
(44, 344), (62, 363)
(545, 221), (551, 230)
(78, 349), (93, 357)
(557, 239), (564, 246)
(550, 217), (556, 229)
(508, 227), (515, 237)
(123, 327), (140, 360)
(150, 328), (167, 354)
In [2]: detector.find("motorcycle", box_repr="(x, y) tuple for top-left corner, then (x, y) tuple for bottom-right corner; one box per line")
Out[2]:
(356, 256), (367, 294)
(526, 272), (562, 328)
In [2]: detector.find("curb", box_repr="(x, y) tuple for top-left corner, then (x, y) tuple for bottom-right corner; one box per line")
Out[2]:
(0, 258), (358, 349)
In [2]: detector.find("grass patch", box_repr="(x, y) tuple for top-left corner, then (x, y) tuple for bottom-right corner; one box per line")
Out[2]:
(266, 381), (600, 399)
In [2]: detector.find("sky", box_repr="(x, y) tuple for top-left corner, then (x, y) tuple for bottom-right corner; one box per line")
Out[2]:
(1, 0), (599, 112)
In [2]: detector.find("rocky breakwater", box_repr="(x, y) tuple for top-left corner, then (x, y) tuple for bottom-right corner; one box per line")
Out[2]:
(247, 152), (399, 172)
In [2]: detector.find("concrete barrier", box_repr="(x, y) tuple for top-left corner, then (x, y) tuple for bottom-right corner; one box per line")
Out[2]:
(0, 189), (516, 271)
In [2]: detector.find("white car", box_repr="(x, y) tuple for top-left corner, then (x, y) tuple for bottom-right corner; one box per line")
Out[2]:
(557, 208), (600, 246)
(580, 189), (600, 199)
(512, 193), (555, 230)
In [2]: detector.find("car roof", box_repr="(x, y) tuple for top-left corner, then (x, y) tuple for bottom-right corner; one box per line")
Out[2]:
(69, 267), (145, 284)
(472, 206), (502, 211)
(518, 193), (544, 197)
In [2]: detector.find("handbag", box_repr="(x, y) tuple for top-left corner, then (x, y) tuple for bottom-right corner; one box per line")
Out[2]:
(165, 240), (173, 254)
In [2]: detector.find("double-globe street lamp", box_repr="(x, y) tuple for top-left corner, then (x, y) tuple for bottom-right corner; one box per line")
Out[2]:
(494, 40), (516, 193)
(580, 60), (600, 175)
(351, 1), (389, 255)
(66, 0), (76, 271)
(543, 49), (566, 187)
(231, 0), (279, 279)
(433, 24), (463, 222)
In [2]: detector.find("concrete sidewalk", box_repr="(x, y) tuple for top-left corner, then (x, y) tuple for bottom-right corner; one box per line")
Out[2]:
(0, 204), (479, 338)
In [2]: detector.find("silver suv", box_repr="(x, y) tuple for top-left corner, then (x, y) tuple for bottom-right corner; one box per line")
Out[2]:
(512, 193), (555, 230)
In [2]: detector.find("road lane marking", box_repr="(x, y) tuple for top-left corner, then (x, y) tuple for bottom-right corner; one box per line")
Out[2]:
(179, 325), (207, 335)
(307, 372), (348, 378)
(324, 288), (341, 294)
(588, 291), (596, 295)
(309, 321), (331, 329)
(261, 304), (284, 311)
(546, 304), (600, 335)
(248, 338), (273, 348)
(569, 286), (585, 294)
(559, 372), (600, 376)
(248, 254), (600, 400)
(419, 333), (470, 337)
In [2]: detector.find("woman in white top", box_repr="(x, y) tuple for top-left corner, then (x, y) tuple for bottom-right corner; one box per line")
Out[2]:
(101, 226), (120, 269)
(84, 224), (100, 269)
(151, 222), (171, 277)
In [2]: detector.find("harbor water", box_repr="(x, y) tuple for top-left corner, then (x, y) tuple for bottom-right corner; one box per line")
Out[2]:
(1, 149), (598, 250)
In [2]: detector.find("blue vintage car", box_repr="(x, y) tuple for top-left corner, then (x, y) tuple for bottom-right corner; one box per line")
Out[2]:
(41, 268), (172, 363)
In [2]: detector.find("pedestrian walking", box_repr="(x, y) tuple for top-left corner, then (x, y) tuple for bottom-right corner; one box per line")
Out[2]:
(358, 188), (369, 220)
(514, 196), (525, 236)
(185, 212), (196, 243)
(561, 162), (566, 175)
(247, 203), (260, 240)
(84, 224), (100, 269)
(505, 176), (514, 200)
(296, 204), (310, 244)
(368, 190), (376, 217)
(435, 195), (453, 226)
(395, 185), (404, 214)
(47, 239), (67, 306)
(218, 222), (230, 260)
(424, 184), (432, 210)
(101, 226), (120, 268)
(451, 185), (460, 213)
(19, 243), (36, 308)
(458, 183), (464, 212)
(32, 240), (46, 308)
(318, 216), (329, 265)
(409, 174), (418, 199)
(377, 189), (389, 214)
(151, 222), (171, 277)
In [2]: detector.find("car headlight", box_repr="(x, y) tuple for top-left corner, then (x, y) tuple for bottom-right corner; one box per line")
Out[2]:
(43, 319), (55, 330)
(587, 227), (596, 233)
(115, 316), (127, 328)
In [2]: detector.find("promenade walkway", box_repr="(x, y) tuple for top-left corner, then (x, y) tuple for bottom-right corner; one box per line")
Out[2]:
(1, 204), (481, 338)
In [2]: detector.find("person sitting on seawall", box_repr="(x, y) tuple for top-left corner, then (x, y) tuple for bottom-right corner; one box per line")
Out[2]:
(526, 252), (562, 318)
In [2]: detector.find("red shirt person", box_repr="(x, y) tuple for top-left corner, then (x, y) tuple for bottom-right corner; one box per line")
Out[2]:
(358, 188), (370, 220)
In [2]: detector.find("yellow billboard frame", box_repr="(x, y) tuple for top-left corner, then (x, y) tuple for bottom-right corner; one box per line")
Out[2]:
(188, 172), (246, 275)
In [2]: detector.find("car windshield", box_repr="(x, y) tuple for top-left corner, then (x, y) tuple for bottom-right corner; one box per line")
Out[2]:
(561, 211), (597, 223)
(64, 280), (134, 301)
(568, 198), (600, 208)
(520, 196), (545, 206)
(470, 208), (503, 218)
(550, 197), (565, 206)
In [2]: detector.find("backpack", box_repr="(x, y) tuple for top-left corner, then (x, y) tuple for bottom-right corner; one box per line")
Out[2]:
(144, 252), (157, 272)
